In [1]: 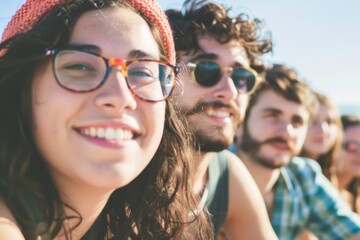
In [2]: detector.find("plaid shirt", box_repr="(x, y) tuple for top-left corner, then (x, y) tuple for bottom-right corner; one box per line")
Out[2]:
(272, 157), (360, 240)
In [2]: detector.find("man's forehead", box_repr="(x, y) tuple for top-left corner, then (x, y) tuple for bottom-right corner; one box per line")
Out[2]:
(178, 36), (249, 66)
(255, 90), (310, 119)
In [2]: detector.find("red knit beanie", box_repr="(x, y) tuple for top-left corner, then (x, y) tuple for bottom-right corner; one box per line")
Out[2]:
(1, 0), (176, 64)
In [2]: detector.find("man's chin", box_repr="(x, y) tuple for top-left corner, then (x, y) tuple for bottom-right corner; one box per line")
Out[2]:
(262, 156), (292, 169)
(196, 138), (232, 152)
(192, 127), (235, 152)
(199, 145), (227, 152)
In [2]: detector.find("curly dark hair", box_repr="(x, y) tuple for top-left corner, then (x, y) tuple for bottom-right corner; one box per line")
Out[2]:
(0, 0), (212, 239)
(166, 0), (272, 71)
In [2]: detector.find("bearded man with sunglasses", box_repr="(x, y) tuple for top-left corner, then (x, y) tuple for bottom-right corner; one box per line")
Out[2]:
(233, 64), (360, 239)
(166, 1), (278, 239)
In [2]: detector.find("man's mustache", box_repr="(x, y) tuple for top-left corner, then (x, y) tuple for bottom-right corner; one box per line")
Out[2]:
(184, 101), (239, 117)
(262, 137), (296, 152)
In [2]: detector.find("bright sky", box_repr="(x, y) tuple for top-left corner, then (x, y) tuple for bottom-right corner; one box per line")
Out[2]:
(1, 0), (359, 114)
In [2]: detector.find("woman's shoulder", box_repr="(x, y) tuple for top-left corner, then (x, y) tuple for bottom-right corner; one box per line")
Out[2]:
(0, 197), (25, 239)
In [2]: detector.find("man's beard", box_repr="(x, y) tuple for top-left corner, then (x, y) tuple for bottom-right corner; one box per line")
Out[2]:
(239, 122), (297, 169)
(193, 128), (232, 152)
(180, 100), (241, 152)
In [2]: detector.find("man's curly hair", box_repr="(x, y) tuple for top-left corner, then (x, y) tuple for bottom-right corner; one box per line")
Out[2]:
(166, 0), (272, 72)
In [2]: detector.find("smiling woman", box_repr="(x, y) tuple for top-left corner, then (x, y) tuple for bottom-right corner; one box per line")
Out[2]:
(0, 0), (212, 239)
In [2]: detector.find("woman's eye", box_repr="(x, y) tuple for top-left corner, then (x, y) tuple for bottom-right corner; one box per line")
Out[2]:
(62, 63), (96, 72)
(128, 69), (153, 78)
(58, 63), (98, 79)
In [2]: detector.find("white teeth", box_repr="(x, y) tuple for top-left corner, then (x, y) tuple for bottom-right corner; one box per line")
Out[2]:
(125, 130), (130, 139)
(97, 128), (105, 138)
(116, 129), (123, 140)
(105, 128), (115, 140)
(90, 127), (96, 137)
(209, 111), (230, 118)
(81, 127), (134, 141)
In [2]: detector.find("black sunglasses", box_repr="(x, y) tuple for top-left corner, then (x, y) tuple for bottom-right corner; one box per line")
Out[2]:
(342, 141), (360, 154)
(185, 61), (262, 94)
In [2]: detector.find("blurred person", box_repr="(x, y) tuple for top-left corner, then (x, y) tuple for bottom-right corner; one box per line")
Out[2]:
(337, 115), (360, 214)
(298, 92), (343, 240)
(166, 0), (278, 239)
(234, 64), (360, 239)
(301, 91), (342, 184)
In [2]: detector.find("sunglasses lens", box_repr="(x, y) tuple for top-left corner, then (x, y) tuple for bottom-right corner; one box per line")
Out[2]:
(232, 68), (256, 93)
(343, 141), (360, 153)
(192, 62), (258, 92)
(194, 61), (221, 87)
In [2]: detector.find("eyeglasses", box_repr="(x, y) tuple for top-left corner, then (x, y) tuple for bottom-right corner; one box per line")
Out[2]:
(342, 141), (360, 154)
(185, 61), (262, 94)
(45, 47), (180, 102)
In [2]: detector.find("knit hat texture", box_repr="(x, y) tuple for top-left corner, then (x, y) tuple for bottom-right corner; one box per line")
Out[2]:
(1, 0), (175, 64)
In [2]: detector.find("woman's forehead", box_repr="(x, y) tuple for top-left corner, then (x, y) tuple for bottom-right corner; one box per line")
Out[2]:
(69, 8), (160, 59)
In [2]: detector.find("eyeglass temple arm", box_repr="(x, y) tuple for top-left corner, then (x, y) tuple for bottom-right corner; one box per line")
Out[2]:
(45, 49), (55, 56)
(184, 62), (196, 69)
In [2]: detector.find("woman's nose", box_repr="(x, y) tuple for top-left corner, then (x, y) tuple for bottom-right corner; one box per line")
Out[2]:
(94, 68), (137, 113)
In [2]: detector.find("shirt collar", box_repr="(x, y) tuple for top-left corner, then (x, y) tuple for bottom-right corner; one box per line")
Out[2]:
(276, 166), (294, 190)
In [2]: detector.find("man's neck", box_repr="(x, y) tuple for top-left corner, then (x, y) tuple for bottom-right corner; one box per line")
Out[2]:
(191, 151), (215, 195)
(238, 151), (281, 217)
(238, 151), (280, 196)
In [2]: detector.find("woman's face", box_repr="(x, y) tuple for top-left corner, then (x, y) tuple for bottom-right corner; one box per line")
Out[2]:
(303, 103), (339, 159)
(32, 7), (166, 190)
(338, 125), (360, 177)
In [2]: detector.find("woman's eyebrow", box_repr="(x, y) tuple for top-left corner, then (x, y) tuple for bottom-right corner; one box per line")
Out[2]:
(63, 45), (160, 60)
(64, 43), (102, 54)
(128, 50), (159, 60)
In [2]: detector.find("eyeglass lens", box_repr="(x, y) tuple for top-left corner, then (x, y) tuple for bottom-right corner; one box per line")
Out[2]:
(53, 50), (175, 102)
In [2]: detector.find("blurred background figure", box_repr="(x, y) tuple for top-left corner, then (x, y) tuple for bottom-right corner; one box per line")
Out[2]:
(301, 97), (360, 215)
(301, 91), (342, 185)
(337, 115), (360, 214)
(234, 63), (360, 239)
(298, 92), (342, 240)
